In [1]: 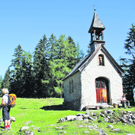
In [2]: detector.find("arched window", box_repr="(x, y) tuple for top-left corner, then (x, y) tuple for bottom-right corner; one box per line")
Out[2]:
(69, 81), (71, 93)
(69, 80), (74, 93)
(71, 80), (74, 93)
(98, 54), (104, 66)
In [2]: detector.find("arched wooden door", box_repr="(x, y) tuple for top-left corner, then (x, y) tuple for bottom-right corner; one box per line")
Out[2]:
(96, 78), (107, 103)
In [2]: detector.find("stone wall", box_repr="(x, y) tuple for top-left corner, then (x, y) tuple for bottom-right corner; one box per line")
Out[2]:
(80, 49), (123, 110)
(63, 48), (123, 111)
(63, 72), (82, 110)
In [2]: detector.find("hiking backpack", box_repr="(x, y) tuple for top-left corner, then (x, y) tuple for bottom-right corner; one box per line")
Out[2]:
(8, 94), (16, 107)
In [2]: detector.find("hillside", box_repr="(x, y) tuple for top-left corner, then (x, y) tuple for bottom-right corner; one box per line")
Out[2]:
(0, 98), (135, 134)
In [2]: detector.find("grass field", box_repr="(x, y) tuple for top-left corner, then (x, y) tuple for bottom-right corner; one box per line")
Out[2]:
(0, 98), (135, 134)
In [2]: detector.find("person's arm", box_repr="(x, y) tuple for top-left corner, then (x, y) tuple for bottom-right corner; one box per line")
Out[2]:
(0, 98), (5, 107)
(2, 99), (5, 105)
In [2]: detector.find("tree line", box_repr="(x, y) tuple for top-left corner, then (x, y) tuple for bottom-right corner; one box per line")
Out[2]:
(0, 24), (135, 102)
(0, 34), (84, 98)
(120, 24), (135, 105)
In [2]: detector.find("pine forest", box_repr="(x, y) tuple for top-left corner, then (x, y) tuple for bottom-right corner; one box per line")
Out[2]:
(0, 34), (84, 98)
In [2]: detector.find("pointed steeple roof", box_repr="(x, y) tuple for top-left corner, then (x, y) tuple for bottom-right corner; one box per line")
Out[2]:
(88, 10), (105, 33)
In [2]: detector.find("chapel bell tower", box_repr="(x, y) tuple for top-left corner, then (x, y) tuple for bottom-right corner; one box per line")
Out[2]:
(88, 9), (105, 54)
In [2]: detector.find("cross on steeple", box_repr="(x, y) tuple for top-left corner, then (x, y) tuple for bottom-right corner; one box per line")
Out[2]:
(93, 5), (96, 11)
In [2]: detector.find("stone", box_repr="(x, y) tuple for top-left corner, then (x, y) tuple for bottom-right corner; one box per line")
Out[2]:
(93, 112), (96, 116)
(59, 118), (65, 122)
(84, 131), (90, 133)
(109, 106), (113, 108)
(103, 110), (108, 115)
(20, 126), (29, 131)
(76, 116), (83, 121)
(107, 110), (113, 114)
(88, 116), (95, 121)
(127, 111), (131, 114)
(83, 114), (90, 119)
(25, 131), (31, 134)
(76, 113), (82, 116)
(79, 125), (84, 128)
(25, 121), (31, 125)
(85, 112), (90, 115)
(33, 127), (40, 130)
(100, 114), (105, 117)
(95, 128), (106, 135)
(107, 125), (113, 128)
(96, 106), (100, 110)
(127, 115), (131, 119)
(30, 131), (34, 135)
(120, 118), (127, 123)
(104, 118), (109, 122)
(131, 115), (135, 120)
(116, 118), (120, 122)
(84, 119), (89, 122)
(123, 111), (127, 115)
(112, 128), (120, 132)
(25, 131), (34, 135)
(133, 120), (135, 124)
(49, 124), (57, 126)
(98, 120), (102, 123)
(65, 115), (76, 121)
(110, 119), (115, 123)
(128, 119), (132, 123)
(88, 125), (94, 129)
(55, 126), (63, 130)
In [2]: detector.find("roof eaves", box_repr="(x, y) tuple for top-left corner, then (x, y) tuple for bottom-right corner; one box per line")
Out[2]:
(63, 54), (91, 81)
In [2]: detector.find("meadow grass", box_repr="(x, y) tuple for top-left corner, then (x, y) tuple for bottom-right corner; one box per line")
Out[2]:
(0, 98), (135, 134)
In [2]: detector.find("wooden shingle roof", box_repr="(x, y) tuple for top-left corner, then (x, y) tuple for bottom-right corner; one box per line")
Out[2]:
(88, 11), (105, 33)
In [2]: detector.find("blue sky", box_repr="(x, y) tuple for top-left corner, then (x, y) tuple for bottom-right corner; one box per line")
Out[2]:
(0, 0), (135, 77)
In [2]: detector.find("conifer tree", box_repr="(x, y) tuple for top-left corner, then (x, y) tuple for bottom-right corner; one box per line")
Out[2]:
(3, 34), (84, 98)
(20, 51), (33, 97)
(67, 36), (84, 68)
(33, 35), (49, 97)
(2, 68), (11, 90)
(48, 35), (84, 97)
(46, 34), (58, 97)
(10, 45), (24, 96)
(120, 24), (135, 104)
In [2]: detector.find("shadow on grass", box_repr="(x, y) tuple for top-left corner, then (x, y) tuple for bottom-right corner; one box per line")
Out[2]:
(40, 105), (71, 111)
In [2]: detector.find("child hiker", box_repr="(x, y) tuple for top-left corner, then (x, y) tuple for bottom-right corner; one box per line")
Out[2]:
(0, 88), (11, 130)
